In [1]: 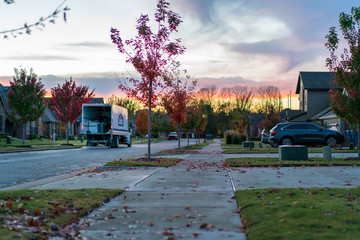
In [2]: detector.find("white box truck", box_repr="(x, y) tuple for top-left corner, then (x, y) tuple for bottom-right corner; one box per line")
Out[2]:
(80, 104), (131, 147)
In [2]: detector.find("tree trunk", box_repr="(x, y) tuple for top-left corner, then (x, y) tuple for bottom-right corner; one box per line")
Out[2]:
(147, 87), (152, 161)
(187, 132), (189, 147)
(194, 128), (197, 145)
(358, 123), (360, 159)
(22, 123), (26, 145)
(66, 122), (69, 144)
(177, 123), (181, 149)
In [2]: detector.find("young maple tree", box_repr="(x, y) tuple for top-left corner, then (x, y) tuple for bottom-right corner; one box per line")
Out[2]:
(325, 6), (360, 154)
(6, 68), (46, 145)
(162, 63), (197, 148)
(232, 111), (249, 137)
(135, 110), (150, 137)
(110, 0), (185, 159)
(46, 78), (94, 144)
(182, 101), (207, 145)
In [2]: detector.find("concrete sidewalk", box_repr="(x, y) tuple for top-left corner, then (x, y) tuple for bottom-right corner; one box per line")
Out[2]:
(2, 140), (360, 239)
(76, 141), (246, 239)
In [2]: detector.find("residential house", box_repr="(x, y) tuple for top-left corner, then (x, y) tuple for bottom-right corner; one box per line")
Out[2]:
(291, 71), (344, 132)
(0, 83), (104, 139)
(0, 84), (12, 135)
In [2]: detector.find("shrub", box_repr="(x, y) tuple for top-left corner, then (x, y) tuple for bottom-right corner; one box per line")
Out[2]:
(224, 130), (243, 145)
(232, 134), (240, 144)
(348, 143), (355, 150)
(225, 132), (232, 144)
(225, 130), (235, 144)
(29, 135), (37, 140)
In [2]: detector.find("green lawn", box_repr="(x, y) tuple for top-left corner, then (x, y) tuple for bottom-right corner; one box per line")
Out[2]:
(0, 189), (122, 240)
(236, 187), (360, 240)
(0, 138), (85, 151)
(105, 157), (182, 167)
(226, 157), (360, 167)
(154, 141), (212, 155)
(221, 141), (357, 154)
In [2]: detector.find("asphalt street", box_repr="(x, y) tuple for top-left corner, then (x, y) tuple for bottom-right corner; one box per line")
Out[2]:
(0, 139), (199, 189)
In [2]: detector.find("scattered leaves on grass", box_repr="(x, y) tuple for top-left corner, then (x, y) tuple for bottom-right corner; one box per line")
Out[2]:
(0, 189), (122, 239)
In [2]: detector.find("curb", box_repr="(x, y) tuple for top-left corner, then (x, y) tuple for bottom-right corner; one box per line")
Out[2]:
(0, 167), (96, 191)
(0, 146), (83, 154)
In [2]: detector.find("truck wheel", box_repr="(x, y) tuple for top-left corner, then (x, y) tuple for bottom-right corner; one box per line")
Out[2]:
(110, 136), (119, 148)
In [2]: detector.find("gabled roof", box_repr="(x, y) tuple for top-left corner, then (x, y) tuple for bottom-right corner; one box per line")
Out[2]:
(91, 98), (104, 104)
(279, 108), (303, 121)
(310, 106), (332, 121)
(43, 107), (59, 123)
(295, 71), (341, 94)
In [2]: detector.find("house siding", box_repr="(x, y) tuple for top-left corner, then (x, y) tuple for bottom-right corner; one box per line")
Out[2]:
(306, 91), (331, 120)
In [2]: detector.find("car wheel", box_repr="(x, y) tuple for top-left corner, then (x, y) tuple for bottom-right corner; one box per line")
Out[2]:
(326, 136), (337, 147)
(270, 143), (278, 148)
(280, 137), (293, 145)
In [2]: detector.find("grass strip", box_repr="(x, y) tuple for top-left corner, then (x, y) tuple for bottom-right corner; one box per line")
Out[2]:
(105, 157), (182, 167)
(155, 141), (212, 155)
(236, 187), (360, 240)
(181, 140), (213, 149)
(223, 147), (357, 154)
(155, 149), (200, 155)
(226, 157), (359, 167)
(0, 189), (122, 240)
(223, 148), (278, 154)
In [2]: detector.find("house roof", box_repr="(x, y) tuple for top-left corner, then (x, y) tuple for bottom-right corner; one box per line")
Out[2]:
(43, 107), (59, 123)
(279, 108), (303, 121)
(295, 71), (341, 94)
(91, 98), (104, 104)
(308, 106), (339, 120)
(310, 106), (332, 121)
(318, 109), (338, 120)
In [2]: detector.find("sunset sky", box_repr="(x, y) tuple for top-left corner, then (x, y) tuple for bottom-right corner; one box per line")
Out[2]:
(0, 0), (358, 108)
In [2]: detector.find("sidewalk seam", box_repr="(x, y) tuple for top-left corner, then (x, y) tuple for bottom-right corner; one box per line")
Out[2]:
(132, 167), (166, 188)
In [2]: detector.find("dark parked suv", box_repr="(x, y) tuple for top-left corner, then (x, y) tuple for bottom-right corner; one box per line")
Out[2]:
(269, 122), (343, 147)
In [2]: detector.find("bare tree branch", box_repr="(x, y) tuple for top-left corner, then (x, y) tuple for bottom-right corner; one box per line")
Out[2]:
(1, 0), (70, 39)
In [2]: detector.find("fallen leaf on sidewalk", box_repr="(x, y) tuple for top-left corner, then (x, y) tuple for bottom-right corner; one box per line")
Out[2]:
(233, 207), (241, 213)
(163, 230), (174, 235)
(199, 223), (215, 229)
